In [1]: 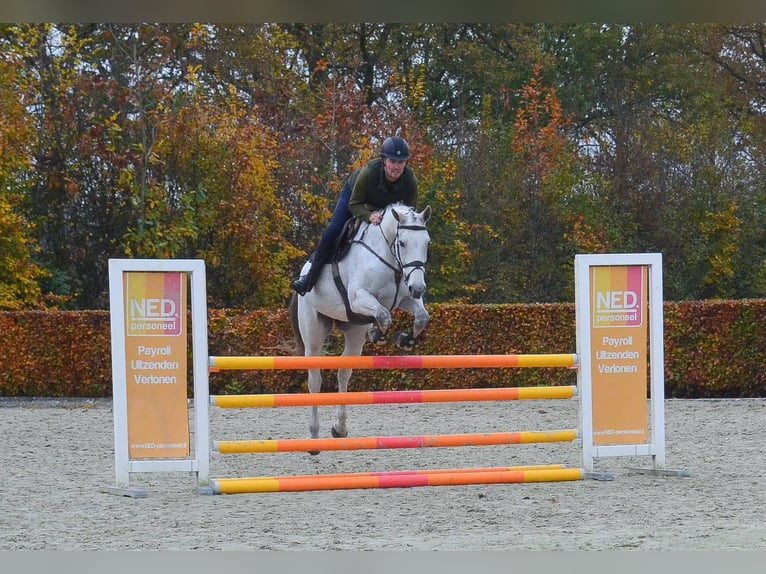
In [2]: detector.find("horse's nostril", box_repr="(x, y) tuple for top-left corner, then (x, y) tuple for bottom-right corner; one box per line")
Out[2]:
(409, 286), (424, 299)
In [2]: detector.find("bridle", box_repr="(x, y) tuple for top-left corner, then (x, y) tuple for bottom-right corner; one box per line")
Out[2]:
(353, 209), (429, 289)
(390, 222), (429, 286)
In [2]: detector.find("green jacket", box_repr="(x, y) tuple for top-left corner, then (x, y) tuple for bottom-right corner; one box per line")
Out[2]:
(347, 158), (418, 222)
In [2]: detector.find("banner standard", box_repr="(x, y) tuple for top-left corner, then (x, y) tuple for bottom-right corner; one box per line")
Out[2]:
(105, 259), (209, 497)
(123, 271), (190, 459)
(575, 253), (666, 472)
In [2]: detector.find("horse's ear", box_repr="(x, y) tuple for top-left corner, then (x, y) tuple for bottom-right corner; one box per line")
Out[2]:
(421, 205), (431, 223)
(392, 208), (401, 222)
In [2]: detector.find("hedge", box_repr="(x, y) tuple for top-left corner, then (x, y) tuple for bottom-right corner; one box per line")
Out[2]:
(1, 300), (765, 398)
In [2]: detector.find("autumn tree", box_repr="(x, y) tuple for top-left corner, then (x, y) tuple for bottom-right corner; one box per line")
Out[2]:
(540, 24), (755, 299)
(459, 64), (582, 303)
(0, 25), (50, 309)
(160, 62), (302, 308)
(701, 23), (766, 297)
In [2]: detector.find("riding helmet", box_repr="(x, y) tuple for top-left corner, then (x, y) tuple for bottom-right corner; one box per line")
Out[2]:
(380, 136), (410, 160)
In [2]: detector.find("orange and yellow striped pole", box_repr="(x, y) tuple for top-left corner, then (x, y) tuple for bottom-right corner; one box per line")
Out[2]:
(211, 466), (584, 493)
(216, 463), (566, 484)
(210, 385), (576, 408)
(208, 353), (577, 372)
(214, 429), (578, 454)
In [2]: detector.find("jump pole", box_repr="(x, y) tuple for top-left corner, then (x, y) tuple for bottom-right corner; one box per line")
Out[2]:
(214, 429), (579, 453)
(215, 463), (567, 483)
(209, 353), (577, 371)
(211, 466), (585, 494)
(210, 385), (577, 408)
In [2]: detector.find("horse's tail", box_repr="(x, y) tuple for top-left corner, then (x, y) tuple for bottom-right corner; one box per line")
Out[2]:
(287, 292), (305, 356)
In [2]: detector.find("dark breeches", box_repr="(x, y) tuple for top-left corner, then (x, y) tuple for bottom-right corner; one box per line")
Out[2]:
(311, 182), (353, 264)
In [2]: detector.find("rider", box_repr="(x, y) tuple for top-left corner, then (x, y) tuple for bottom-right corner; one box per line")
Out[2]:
(290, 136), (419, 296)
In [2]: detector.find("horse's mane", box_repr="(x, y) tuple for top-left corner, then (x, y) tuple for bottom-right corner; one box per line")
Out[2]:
(380, 202), (420, 224)
(386, 201), (415, 214)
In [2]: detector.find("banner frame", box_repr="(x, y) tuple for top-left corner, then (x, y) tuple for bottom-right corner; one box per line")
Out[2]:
(103, 259), (209, 497)
(575, 253), (665, 473)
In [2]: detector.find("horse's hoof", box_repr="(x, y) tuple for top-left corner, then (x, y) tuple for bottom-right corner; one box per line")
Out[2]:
(367, 327), (387, 344)
(331, 426), (348, 438)
(394, 331), (415, 351)
(308, 450), (321, 456)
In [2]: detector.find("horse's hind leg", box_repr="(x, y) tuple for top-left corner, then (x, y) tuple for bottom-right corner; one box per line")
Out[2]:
(307, 368), (321, 440)
(331, 366), (351, 438)
(298, 305), (331, 453)
(331, 327), (367, 438)
(307, 363), (323, 455)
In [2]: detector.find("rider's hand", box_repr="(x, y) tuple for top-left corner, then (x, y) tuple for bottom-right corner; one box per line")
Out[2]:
(369, 212), (383, 225)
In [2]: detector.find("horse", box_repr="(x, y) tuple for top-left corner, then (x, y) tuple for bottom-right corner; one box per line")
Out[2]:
(288, 202), (432, 451)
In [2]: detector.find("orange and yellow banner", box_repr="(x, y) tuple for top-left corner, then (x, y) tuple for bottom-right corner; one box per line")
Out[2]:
(124, 272), (190, 458)
(589, 265), (648, 445)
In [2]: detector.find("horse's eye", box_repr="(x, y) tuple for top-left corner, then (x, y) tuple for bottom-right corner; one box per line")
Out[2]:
(398, 240), (405, 248)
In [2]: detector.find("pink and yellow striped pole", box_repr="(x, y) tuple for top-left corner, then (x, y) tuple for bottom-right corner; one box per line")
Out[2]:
(208, 353), (577, 372)
(211, 466), (584, 493)
(211, 385), (576, 408)
(214, 429), (578, 453)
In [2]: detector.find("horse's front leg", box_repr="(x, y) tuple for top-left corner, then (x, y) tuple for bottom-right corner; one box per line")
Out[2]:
(348, 288), (392, 344)
(394, 296), (430, 350)
(410, 297), (430, 339)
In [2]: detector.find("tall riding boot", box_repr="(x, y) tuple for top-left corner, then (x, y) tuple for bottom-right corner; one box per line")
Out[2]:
(290, 237), (333, 296)
(290, 261), (316, 295)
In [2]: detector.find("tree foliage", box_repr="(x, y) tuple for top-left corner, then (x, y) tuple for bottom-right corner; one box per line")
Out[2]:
(0, 29), (49, 309)
(1, 23), (765, 309)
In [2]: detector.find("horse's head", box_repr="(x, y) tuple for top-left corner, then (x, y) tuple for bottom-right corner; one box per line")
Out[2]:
(387, 203), (432, 299)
